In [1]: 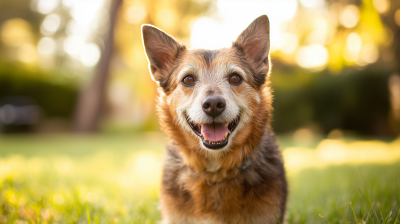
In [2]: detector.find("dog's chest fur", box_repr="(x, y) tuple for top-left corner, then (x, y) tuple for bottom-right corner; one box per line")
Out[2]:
(160, 130), (287, 224)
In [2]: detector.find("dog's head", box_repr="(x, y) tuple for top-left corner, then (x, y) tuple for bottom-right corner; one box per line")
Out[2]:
(142, 15), (272, 157)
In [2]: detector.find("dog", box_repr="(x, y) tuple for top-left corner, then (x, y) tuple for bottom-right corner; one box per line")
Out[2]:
(141, 15), (287, 224)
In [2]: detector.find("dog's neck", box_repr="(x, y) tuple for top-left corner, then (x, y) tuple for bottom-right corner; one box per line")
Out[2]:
(205, 152), (253, 172)
(206, 156), (222, 172)
(180, 142), (260, 183)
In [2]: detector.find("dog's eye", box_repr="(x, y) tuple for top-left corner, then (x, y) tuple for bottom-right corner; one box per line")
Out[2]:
(229, 73), (242, 85)
(182, 75), (195, 86)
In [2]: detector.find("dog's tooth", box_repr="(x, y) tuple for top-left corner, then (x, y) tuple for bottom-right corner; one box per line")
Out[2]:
(203, 134), (207, 141)
(225, 123), (229, 127)
(225, 132), (228, 138)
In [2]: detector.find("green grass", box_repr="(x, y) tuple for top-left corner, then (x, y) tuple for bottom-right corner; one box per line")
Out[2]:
(0, 134), (399, 223)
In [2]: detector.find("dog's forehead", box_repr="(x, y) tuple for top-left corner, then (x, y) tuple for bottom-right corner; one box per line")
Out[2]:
(182, 48), (243, 73)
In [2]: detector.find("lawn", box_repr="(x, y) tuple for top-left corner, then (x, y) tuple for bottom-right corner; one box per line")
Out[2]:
(0, 133), (399, 224)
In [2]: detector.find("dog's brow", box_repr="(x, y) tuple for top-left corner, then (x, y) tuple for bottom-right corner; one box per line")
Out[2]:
(226, 64), (246, 77)
(177, 65), (196, 79)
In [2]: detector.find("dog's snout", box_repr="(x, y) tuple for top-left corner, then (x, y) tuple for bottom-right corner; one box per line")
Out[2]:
(202, 96), (226, 118)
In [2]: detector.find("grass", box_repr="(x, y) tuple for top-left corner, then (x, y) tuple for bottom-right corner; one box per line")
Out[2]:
(0, 133), (399, 223)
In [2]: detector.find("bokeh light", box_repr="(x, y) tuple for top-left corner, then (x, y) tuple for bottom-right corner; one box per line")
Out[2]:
(373, 0), (390, 14)
(17, 43), (37, 63)
(37, 37), (56, 56)
(296, 44), (329, 69)
(299, 0), (324, 8)
(80, 43), (101, 67)
(36, 0), (60, 14)
(395, 9), (400, 27)
(361, 43), (379, 64)
(340, 5), (360, 28)
(125, 5), (147, 25)
(280, 33), (298, 55)
(346, 32), (362, 55)
(40, 14), (61, 36)
(0, 19), (33, 47)
(63, 35), (85, 57)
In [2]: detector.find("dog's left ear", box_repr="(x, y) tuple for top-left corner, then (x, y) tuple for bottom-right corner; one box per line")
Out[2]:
(233, 15), (270, 84)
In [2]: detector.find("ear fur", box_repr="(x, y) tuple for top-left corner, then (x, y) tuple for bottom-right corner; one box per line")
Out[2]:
(141, 25), (186, 85)
(233, 15), (270, 84)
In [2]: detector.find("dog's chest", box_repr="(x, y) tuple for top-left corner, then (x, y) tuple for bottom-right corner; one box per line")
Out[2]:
(180, 170), (247, 213)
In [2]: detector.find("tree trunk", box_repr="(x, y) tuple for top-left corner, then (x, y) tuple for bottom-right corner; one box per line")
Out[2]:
(73, 0), (122, 133)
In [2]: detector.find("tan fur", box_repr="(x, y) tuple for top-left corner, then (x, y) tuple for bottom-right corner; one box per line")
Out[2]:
(142, 15), (287, 224)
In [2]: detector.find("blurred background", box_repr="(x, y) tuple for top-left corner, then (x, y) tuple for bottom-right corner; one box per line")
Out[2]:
(0, 0), (399, 139)
(0, 0), (400, 223)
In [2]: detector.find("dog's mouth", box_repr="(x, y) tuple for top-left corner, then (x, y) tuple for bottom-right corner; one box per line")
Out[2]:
(186, 115), (240, 150)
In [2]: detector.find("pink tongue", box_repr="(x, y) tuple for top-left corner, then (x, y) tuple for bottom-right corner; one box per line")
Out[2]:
(201, 123), (229, 142)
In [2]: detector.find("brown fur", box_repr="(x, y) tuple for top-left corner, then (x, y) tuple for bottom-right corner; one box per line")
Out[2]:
(142, 15), (287, 224)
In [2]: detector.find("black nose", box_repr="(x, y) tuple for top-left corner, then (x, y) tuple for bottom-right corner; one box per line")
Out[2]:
(202, 96), (226, 118)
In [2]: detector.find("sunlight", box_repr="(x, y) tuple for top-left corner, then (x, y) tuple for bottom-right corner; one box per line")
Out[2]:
(155, 8), (176, 32)
(307, 18), (329, 45)
(125, 5), (147, 25)
(117, 151), (162, 189)
(361, 43), (379, 64)
(296, 44), (329, 69)
(63, 35), (84, 57)
(395, 9), (400, 27)
(37, 0), (60, 14)
(190, 0), (298, 50)
(37, 37), (56, 56)
(190, 17), (223, 49)
(40, 13), (61, 36)
(70, 0), (105, 26)
(299, 0), (324, 8)
(0, 19), (33, 47)
(343, 32), (363, 63)
(53, 157), (74, 174)
(280, 33), (298, 55)
(17, 43), (37, 63)
(284, 138), (400, 172)
(346, 32), (362, 55)
(80, 43), (101, 67)
(373, 0), (390, 14)
(340, 5), (360, 28)
(65, 20), (90, 39)
(293, 128), (314, 147)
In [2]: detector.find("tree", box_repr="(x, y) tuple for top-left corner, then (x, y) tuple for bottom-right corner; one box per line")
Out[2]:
(74, 0), (122, 132)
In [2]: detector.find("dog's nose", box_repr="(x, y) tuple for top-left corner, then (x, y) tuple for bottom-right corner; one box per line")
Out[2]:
(202, 96), (226, 118)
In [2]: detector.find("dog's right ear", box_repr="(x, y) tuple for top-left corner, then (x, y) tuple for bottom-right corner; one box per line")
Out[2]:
(141, 25), (186, 85)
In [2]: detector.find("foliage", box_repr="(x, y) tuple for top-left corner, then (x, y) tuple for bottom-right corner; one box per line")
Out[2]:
(0, 63), (78, 119)
(271, 67), (395, 136)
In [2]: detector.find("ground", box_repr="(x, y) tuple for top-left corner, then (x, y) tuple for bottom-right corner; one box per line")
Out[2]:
(0, 133), (399, 224)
